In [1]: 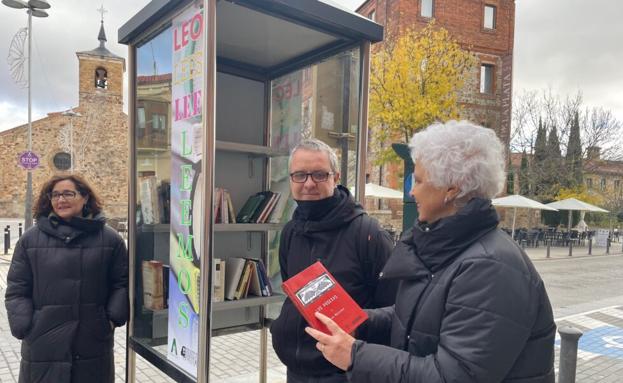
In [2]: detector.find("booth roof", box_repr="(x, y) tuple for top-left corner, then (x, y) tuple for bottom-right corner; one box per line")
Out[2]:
(118, 0), (383, 46)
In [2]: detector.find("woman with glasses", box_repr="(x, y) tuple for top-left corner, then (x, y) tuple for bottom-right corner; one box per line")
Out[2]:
(306, 121), (556, 382)
(5, 174), (128, 383)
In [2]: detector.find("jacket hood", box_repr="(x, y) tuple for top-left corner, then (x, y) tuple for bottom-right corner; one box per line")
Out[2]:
(37, 213), (107, 241)
(382, 198), (499, 279)
(292, 185), (365, 234)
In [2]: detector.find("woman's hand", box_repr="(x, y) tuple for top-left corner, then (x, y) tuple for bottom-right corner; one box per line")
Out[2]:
(304, 312), (355, 371)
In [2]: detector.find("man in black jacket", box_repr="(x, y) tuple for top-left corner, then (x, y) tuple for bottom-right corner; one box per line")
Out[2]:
(270, 138), (396, 383)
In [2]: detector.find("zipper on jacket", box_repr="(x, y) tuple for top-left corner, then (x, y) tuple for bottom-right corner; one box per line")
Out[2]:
(403, 277), (432, 350)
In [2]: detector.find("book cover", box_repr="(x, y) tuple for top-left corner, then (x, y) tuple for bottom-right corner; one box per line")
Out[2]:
(246, 259), (262, 297)
(142, 260), (164, 310)
(249, 191), (274, 223)
(225, 191), (236, 223)
(213, 188), (223, 223)
(225, 257), (247, 300)
(257, 192), (280, 224)
(234, 260), (253, 300)
(267, 193), (288, 223)
(256, 259), (272, 296)
(236, 193), (266, 223)
(139, 176), (161, 224)
(213, 258), (225, 302)
(282, 261), (368, 335)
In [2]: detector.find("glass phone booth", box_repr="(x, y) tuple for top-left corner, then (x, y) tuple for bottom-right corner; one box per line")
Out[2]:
(118, 0), (382, 381)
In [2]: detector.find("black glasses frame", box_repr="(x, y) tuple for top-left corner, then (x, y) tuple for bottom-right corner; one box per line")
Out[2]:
(289, 171), (335, 183)
(48, 190), (78, 201)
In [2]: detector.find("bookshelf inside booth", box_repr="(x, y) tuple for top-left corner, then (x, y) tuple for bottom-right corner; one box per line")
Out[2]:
(122, 0), (380, 380)
(211, 71), (288, 333)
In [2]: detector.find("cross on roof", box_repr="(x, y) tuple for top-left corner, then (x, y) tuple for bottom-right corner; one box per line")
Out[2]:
(97, 5), (107, 22)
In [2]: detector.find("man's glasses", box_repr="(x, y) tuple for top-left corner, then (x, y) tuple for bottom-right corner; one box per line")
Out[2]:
(48, 190), (78, 201)
(290, 171), (334, 183)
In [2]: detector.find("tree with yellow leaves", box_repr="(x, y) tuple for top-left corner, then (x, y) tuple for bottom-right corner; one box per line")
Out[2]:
(369, 21), (477, 164)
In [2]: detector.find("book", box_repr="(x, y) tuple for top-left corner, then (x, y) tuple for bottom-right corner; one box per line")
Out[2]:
(282, 261), (368, 335)
(246, 259), (262, 297)
(236, 193), (266, 223)
(162, 265), (170, 309)
(225, 257), (247, 300)
(142, 260), (165, 310)
(255, 259), (272, 296)
(249, 191), (274, 223)
(234, 260), (253, 300)
(214, 188), (223, 223)
(257, 192), (280, 224)
(225, 191), (236, 223)
(213, 258), (225, 302)
(139, 176), (161, 224)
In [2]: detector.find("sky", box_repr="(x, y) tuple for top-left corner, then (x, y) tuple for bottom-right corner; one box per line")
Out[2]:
(0, 0), (622, 133)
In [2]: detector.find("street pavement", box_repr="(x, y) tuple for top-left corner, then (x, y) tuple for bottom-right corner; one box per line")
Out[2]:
(0, 235), (621, 382)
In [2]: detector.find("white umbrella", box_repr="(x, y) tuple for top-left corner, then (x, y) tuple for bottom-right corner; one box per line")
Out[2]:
(545, 198), (609, 232)
(352, 183), (404, 199)
(492, 194), (558, 239)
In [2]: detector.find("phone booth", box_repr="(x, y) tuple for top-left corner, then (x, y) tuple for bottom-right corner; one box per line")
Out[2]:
(118, 1), (382, 381)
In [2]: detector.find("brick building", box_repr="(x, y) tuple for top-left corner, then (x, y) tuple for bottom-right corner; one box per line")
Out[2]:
(0, 21), (128, 219)
(356, 0), (515, 229)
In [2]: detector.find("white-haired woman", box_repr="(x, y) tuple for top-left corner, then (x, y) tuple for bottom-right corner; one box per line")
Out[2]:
(306, 121), (556, 382)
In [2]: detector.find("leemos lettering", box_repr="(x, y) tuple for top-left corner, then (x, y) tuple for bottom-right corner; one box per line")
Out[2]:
(173, 12), (203, 52)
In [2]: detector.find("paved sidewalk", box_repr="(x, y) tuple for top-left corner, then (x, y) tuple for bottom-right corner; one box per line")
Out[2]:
(1, 244), (622, 382)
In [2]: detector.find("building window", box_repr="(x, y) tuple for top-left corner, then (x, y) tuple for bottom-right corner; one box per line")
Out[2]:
(137, 108), (146, 129)
(484, 5), (496, 29)
(152, 114), (167, 131)
(601, 178), (607, 191)
(368, 9), (376, 21)
(53, 152), (72, 171)
(586, 178), (593, 189)
(480, 64), (494, 94)
(421, 0), (434, 18)
(95, 67), (108, 89)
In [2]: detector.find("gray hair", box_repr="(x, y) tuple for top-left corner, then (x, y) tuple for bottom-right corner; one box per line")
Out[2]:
(409, 120), (505, 200)
(289, 138), (339, 173)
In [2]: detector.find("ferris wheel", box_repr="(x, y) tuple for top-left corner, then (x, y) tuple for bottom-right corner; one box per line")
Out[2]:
(7, 27), (28, 89)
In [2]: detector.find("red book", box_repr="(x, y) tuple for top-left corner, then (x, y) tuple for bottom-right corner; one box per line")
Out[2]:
(281, 261), (368, 335)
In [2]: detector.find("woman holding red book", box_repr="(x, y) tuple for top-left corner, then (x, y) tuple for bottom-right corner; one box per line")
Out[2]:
(306, 121), (556, 383)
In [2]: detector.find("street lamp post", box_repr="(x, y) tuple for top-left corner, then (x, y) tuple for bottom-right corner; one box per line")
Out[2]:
(61, 110), (82, 173)
(2, 0), (50, 229)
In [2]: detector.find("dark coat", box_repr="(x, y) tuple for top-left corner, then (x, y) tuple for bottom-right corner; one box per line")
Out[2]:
(271, 186), (396, 377)
(349, 198), (556, 383)
(5, 215), (129, 383)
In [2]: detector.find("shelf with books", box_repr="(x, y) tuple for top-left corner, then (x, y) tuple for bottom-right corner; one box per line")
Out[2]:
(213, 293), (285, 312)
(216, 140), (288, 157)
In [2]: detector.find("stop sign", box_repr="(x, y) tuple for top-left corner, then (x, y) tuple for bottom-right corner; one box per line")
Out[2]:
(19, 151), (40, 170)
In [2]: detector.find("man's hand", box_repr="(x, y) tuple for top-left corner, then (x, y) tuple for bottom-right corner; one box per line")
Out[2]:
(304, 312), (355, 371)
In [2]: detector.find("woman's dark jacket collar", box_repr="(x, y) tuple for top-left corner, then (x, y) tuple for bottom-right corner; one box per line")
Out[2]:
(37, 213), (106, 242)
(383, 197), (499, 279)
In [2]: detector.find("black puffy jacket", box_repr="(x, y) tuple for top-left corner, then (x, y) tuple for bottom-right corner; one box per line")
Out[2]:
(271, 186), (396, 377)
(5, 214), (128, 383)
(349, 198), (556, 383)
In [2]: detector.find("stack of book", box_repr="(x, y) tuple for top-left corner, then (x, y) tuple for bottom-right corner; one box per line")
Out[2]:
(224, 257), (273, 300)
(236, 191), (289, 224)
(142, 260), (169, 310)
(214, 188), (236, 223)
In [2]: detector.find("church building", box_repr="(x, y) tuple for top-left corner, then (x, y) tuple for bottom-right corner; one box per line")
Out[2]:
(0, 20), (129, 219)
